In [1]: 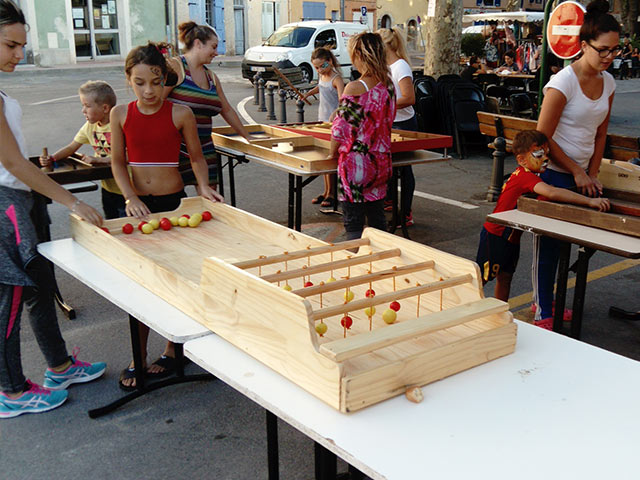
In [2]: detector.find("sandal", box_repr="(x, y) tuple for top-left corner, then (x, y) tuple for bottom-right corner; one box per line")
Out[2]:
(118, 367), (140, 392)
(320, 197), (335, 208)
(147, 355), (176, 379)
(311, 195), (325, 205)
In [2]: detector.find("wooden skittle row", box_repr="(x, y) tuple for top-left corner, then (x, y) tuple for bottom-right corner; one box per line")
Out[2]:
(71, 197), (516, 412)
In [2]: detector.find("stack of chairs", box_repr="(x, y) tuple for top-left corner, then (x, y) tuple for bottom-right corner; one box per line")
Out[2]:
(413, 75), (438, 134)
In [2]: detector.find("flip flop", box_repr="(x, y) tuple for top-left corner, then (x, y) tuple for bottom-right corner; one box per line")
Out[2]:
(118, 367), (139, 392)
(147, 355), (176, 379)
(320, 197), (335, 208)
(311, 195), (325, 204)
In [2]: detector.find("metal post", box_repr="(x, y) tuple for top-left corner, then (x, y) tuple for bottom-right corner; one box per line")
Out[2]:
(266, 84), (276, 121)
(486, 137), (506, 202)
(278, 89), (287, 124)
(296, 99), (304, 123)
(258, 78), (267, 112)
(253, 72), (261, 105)
(537, 0), (560, 118)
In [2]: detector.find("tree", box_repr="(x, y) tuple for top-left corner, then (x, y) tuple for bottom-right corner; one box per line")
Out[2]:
(422, 0), (464, 77)
(620, 0), (640, 37)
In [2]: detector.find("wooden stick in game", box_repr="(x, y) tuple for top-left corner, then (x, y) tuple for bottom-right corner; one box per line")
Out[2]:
(41, 147), (52, 172)
(273, 66), (312, 105)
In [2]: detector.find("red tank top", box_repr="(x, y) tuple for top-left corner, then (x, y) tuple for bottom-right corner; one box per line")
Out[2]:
(122, 100), (182, 167)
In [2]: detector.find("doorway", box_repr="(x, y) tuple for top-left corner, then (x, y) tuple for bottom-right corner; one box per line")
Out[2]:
(72, 0), (120, 59)
(234, 0), (245, 55)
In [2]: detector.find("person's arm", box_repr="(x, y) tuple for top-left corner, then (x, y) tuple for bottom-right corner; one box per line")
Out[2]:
(333, 75), (345, 98)
(175, 104), (224, 202)
(39, 141), (82, 167)
(536, 87), (599, 196)
(0, 98), (102, 225)
(533, 182), (610, 211)
(586, 93), (615, 194)
(109, 105), (149, 219)
(301, 85), (319, 101)
(213, 74), (252, 142)
(162, 56), (185, 100)
(395, 75), (415, 110)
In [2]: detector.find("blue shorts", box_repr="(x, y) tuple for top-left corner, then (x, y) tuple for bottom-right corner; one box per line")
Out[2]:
(476, 227), (521, 285)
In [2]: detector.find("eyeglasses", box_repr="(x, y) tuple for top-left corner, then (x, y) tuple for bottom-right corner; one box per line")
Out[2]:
(587, 43), (623, 58)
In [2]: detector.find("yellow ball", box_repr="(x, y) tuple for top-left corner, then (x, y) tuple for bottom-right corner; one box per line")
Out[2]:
(169, 216), (179, 226)
(315, 323), (328, 336)
(282, 284), (292, 291)
(382, 308), (397, 324)
(188, 214), (202, 228)
(364, 306), (376, 317)
(141, 223), (154, 234)
(326, 277), (337, 283)
(343, 290), (354, 302)
(178, 216), (189, 227)
(148, 218), (160, 230)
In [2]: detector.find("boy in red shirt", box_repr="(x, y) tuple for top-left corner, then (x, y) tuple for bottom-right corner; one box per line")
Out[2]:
(476, 130), (609, 328)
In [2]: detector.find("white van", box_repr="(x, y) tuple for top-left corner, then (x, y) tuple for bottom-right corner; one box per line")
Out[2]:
(241, 21), (368, 83)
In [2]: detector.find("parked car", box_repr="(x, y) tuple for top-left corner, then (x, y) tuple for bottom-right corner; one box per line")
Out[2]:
(241, 20), (368, 82)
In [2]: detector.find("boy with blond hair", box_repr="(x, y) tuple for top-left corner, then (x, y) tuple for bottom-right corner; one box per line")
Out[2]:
(476, 130), (610, 329)
(40, 80), (123, 218)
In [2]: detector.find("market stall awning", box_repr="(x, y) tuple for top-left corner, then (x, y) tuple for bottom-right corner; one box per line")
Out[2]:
(463, 11), (545, 23)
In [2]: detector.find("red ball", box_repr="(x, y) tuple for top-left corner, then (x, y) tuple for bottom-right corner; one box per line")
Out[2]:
(100, 227), (110, 234)
(202, 211), (212, 221)
(181, 214), (190, 219)
(122, 223), (134, 234)
(340, 316), (353, 329)
(389, 301), (401, 312)
(304, 281), (314, 287)
(137, 221), (147, 231)
(159, 218), (172, 231)
(365, 289), (376, 298)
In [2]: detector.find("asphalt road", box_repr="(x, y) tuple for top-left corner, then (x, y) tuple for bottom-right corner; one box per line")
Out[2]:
(1, 64), (639, 479)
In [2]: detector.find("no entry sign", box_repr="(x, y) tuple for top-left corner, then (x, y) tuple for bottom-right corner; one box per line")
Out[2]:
(547, 1), (586, 59)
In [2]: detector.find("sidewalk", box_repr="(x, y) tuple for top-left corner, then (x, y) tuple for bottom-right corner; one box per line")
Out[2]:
(11, 55), (244, 77)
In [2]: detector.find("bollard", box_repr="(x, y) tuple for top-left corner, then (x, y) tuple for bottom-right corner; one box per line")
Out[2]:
(486, 136), (506, 202)
(258, 78), (267, 112)
(278, 89), (287, 124)
(253, 72), (261, 105)
(266, 84), (276, 121)
(296, 99), (305, 123)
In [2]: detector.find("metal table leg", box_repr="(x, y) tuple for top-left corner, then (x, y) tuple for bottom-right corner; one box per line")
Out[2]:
(553, 241), (571, 333)
(570, 247), (593, 339)
(266, 411), (280, 480)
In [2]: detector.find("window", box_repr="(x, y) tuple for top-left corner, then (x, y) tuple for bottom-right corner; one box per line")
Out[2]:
(262, 1), (281, 40)
(314, 29), (336, 50)
(264, 26), (315, 47)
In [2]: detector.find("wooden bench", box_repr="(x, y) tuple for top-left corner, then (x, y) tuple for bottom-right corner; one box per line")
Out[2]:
(477, 111), (640, 201)
(272, 66), (315, 103)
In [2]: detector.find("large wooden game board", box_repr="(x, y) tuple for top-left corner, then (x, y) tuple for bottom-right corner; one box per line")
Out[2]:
(71, 197), (516, 412)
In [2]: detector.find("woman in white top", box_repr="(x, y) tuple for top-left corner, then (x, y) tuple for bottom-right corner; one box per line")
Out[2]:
(0, 0), (105, 418)
(532, 0), (619, 328)
(377, 28), (416, 226)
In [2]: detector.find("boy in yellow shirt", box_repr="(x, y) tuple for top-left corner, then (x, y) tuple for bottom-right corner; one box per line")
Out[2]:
(40, 80), (124, 218)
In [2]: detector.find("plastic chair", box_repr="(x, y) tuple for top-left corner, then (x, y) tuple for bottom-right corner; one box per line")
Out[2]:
(509, 93), (534, 118)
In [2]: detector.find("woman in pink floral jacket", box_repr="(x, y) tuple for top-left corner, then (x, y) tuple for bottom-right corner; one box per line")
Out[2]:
(331, 32), (396, 240)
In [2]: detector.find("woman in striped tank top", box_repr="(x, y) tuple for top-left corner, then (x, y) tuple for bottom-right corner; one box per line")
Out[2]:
(165, 22), (251, 188)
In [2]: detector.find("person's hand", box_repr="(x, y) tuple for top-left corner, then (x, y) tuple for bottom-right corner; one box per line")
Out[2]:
(80, 154), (107, 165)
(574, 170), (600, 197)
(588, 197), (610, 212)
(70, 199), (103, 226)
(39, 155), (53, 167)
(197, 184), (224, 203)
(124, 196), (150, 220)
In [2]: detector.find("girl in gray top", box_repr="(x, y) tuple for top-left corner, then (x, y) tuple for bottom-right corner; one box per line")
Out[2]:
(302, 47), (344, 208)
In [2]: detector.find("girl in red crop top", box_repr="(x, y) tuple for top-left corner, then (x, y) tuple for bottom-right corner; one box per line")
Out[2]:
(109, 43), (224, 390)
(110, 42), (223, 220)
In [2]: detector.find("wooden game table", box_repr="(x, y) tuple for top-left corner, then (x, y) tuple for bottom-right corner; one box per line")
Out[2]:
(38, 239), (640, 480)
(487, 209), (640, 338)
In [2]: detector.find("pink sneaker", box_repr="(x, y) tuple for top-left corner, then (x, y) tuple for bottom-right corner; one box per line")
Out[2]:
(533, 317), (553, 330)
(531, 303), (572, 321)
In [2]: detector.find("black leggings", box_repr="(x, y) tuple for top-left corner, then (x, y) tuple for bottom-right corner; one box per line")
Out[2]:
(137, 190), (187, 214)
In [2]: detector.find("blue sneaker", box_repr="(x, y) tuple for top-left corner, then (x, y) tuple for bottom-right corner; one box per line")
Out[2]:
(43, 352), (106, 390)
(0, 380), (68, 418)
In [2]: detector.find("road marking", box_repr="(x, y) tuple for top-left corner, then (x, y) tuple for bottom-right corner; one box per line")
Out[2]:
(397, 187), (479, 210)
(30, 88), (128, 106)
(508, 257), (640, 311)
(238, 96), (256, 124)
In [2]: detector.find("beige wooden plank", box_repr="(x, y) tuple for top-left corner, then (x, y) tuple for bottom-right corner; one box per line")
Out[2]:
(310, 274), (473, 321)
(320, 297), (508, 362)
(292, 260), (436, 297)
(261, 248), (402, 283)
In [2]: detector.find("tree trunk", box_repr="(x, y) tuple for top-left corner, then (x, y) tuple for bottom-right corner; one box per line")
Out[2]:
(422, 0), (463, 78)
(629, 0), (639, 36)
